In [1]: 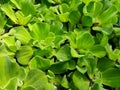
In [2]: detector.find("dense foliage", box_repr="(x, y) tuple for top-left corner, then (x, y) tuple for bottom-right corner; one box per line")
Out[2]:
(0, 0), (120, 90)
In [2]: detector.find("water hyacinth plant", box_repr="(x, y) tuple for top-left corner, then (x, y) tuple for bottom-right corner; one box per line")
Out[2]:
(0, 0), (120, 90)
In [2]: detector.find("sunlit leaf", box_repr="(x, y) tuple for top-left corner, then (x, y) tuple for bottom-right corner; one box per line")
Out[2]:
(16, 46), (33, 65)
(1, 4), (18, 23)
(28, 22), (50, 41)
(76, 32), (95, 49)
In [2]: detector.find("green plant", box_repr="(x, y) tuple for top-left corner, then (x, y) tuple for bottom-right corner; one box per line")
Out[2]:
(0, 0), (120, 90)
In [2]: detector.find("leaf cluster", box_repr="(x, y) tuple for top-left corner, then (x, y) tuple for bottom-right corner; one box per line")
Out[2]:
(0, 0), (120, 90)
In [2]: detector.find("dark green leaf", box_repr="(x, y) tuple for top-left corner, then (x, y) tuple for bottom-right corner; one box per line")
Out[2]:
(49, 62), (68, 74)
(101, 68), (120, 88)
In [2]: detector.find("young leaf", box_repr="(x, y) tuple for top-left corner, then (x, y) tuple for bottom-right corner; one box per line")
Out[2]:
(58, 12), (69, 22)
(59, 3), (69, 13)
(61, 75), (69, 88)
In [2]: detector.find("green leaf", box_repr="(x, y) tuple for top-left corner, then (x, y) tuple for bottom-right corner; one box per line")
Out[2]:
(72, 71), (89, 90)
(70, 47), (84, 58)
(68, 59), (76, 70)
(76, 32), (95, 49)
(90, 45), (106, 58)
(91, 83), (105, 90)
(16, 46), (33, 65)
(82, 16), (92, 26)
(0, 11), (6, 34)
(93, 26), (113, 35)
(54, 36), (64, 48)
(92, 2), (103, 17)
(58, 12), (69, 22)
(105, 44), (120, 61)
(45, 10), (57, 21)
(10, 26), (31, 44)
(22, 69), (49, 90)
(77, 57), (88, 74)
(55, 45), (72, 61)
(15, 11), (32, 25)
(1, 4), (18, 23)
(29, 56), (51, 71)
(47, 70), (55, 79)
(98, 5), (118, 24)
(113, 27), (120, 36)
(61, 75), (69, 88)
(113, 0), (120, 12)
(85, 57), (97, 79)
(22, 86), (36, 90)
(76, 65), (87, 74)
(45, 83), (55, 90)
(69, 0), (82, 10)
(50, 21), (63, 35)
(59, 3), (69, 13)
(101, 68), (120, 87)
(44, 32), (55, 46)
(10, 0), (22, 9)
(0, 42), (15, 57)
(21, 0), (36, 16)
(82, 0), (97, 5)
(100, 34), (108, 46)
(28, 22), (50, 41)
(97, 57), (115, 72)
(18, 67), (26, 81)
(49, 62), (68, 74)
(68, 31), (77, 48)
(3, 36), (17, 52)
(5, 78), (18, 90)
(83, 2), (103, 18)
(69, 11), (81, 25)
(0, 57), (21, 88)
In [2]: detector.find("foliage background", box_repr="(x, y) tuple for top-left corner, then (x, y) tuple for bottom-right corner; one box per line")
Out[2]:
(0, 0), (120, 90)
